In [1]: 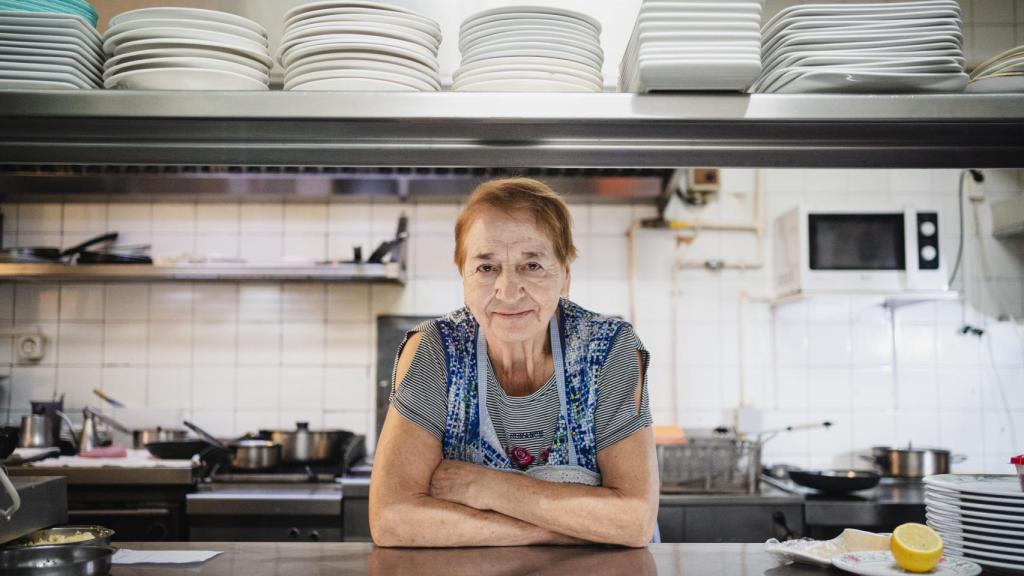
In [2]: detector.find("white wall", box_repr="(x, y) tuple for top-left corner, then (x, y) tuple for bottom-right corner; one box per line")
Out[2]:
(2, 169), (1022, 473)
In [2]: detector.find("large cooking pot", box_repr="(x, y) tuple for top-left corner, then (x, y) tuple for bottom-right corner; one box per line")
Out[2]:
(265, 421), (353, 464)
(132, 427), (188, 449)
(866, 445), (966, 478)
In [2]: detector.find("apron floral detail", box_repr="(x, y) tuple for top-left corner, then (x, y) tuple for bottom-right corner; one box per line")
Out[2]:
(509, 447), (534, 469)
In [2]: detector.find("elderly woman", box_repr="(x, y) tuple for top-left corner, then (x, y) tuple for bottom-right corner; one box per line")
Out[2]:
(370, 178), (659, 547)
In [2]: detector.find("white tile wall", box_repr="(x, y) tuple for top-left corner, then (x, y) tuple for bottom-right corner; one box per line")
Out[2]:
(2, 170), (1023, 470)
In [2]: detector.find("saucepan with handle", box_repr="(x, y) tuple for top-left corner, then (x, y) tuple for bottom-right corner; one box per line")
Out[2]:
(184, 420), (281, 471)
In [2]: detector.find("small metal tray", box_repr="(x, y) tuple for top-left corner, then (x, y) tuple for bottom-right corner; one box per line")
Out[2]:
(0, 544), (114, 576)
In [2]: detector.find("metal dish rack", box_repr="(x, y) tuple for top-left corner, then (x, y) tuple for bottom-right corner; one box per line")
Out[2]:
(657, 436), (761, 494)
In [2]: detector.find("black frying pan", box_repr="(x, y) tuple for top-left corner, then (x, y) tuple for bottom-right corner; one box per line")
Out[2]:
(790, 469), (881, 493)
(0, 232), (119, 264)
(145, 439), (225, 461)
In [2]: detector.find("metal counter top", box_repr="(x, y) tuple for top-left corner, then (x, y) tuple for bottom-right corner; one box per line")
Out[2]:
(7, 456), (200, 486)
(0, 476), (68, 545)
(109, 541), (825, 576)
(187, 484), (343, 516)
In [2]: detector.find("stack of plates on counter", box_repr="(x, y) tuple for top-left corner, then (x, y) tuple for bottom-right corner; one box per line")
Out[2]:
(101, 7), (271, 90)
(0, 8), (103, 89)
(453, 5), (603, 92)
(967, 44), (1024, 93)
(0, 0), (97, 26)
(750, 0), (968, 94)
(924, 474), (1024, 575)
(620, 0), (764, 92)
(280, 1), (441, 92)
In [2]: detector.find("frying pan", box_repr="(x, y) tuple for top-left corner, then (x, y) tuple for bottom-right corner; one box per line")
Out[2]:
(0, 232), (119, 264)
(184, 420), (281, 470)
(789, 469), (881, 493)
(144, 439), (223, 461)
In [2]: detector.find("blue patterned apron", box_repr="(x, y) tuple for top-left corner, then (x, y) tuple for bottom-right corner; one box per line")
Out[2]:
(434, 298), (660, 543)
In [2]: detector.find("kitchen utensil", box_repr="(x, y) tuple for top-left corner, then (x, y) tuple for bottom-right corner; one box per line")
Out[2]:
(266, 421), (353, 464)
(867, 445), (964, 478)
(78, 408), (129, 452)
(90, 389), (124, 408)
(0, 545), (115, 576)
(8, 526), (115, 547)
(132, 427), (187, 449)
(789, 469), (881, 493)
(183, 420), (280, 470)
(366, 213), (407, 264)
(17, 415), (52, 448)
(144, 438), (218, 460)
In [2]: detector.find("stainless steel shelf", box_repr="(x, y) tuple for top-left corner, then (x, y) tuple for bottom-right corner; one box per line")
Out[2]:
(0, 262), (405, 283)
(2, 92), (1023, 168)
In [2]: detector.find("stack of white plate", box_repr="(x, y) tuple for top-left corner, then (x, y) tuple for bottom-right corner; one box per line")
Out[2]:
(620, 0), (764, 92)
(101, 7), (271, 90)
(924, 474), (1024, 576)
(280, 1), (441, 92)
(751, 0), (968, 94)
(968, 45), (1024, 93)
(0, 9), (102, 89)
(0, 0), (97, 26)
(454, 6), (603, 93)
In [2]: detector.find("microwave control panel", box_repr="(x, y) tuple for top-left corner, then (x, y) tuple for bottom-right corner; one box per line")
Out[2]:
(916, 212), (940, 271)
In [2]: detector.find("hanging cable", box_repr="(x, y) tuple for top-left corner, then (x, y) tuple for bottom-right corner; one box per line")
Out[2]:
(948, 169), (984, 288)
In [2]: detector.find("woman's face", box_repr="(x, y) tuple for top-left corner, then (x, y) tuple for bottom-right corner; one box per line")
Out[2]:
(461, 207), (570, 345)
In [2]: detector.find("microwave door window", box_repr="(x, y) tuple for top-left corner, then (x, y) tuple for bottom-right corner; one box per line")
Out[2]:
(809, 214), (906, 271)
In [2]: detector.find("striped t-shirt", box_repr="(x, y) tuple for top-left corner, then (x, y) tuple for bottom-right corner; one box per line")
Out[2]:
(390, 320), (653, 471)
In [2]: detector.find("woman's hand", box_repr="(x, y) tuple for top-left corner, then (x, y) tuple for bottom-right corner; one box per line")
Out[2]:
(429, 459), (494, 510)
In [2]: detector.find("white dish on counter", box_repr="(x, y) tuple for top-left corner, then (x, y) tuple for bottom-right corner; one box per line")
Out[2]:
(943, 541), (1024, 563)
(461, 23), (598, 51)
(103, 26), (268, 57)
(0, 27), (102, 60)
(765, 528), (891, 568)
(113, 37), (273, 69)
(461, 46), (599, 69)
(103, 56), (269, 84)
(281, 38), (436, 71)
(926, 500), (1024, 523)
(771, 69), (968, 94)
(105, 46), (269, 75)
(453, 69), (600, 91)
(280, 34), (434, 68)
(0, 12), (100, 43)
(281, 22), (438, 53)
(105, 17), (266, 48)
(285, 56), (439, 89)
(284, 0), (423, 24)
(284, 67), (433, 91)
(763, 0), (960, 31)
(285, 6), (439, 37)
(0, 58), (98, 86)
(287, 75), (419, 91)
(286, 12), (440, 43)
(764, 11), (961, 39)
(454, 61), (601, 85)
(0, 51), (100, 82)
(927, 490), (1024, 513)
(934, 531), (1024, 555)
(463, 33), (601, 60)
(0, 66), (91, 87)
(924, 475), (1024, 499)
(942, 548), (1024, 575)
(0, 36), (103, 70)
(462, 5), (600, 35)
(0, 77), (78, 89)
(831, 551), (980, 576)
(927, 513), (1024, 537)
(109, 7), (266, 38)
(105, 66), (269, 90)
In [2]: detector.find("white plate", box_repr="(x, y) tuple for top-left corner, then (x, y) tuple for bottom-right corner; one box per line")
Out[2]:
(288, 76), (419, 91)
(284, 12), (440, 43)
(0, 51), (100, 82)
(639, 1), (762, 15)
(762, 41), (962, 75)
(462, 43), (601, 69)
(757, 60), (963, 93)
(461, 17), (600, 47)
(453, 69), (600, 91)
(284, 67), (433, 91)
(927, 491), (1024, 513)
(636, 11), (761, 25)
(103, 26), (269, 57)
(927, 499), (1024, 522)
(284, 1), (423, 24)
(103, 56), (269, 84)
(925, 475), (1024, 499)
(764, 529), (891, 568)
(285, 6), (439, 37)
(0, 58), (97, 85)
(280, 22), (437, 54)
(281, 38), (437, 72)
(927, 507), (1024, 530)
(109, 7), (267, 38)
(831, 551), (981, 576)
(113, 37), (273, 69)
(0, 25), (101, 58)
(966, 74), (1024, 94)
(761, 49), (964, 80)
(462, 5), (600, 34)
(461, 29), (600, 55)
(284, 56), (439, 89)
(105, 47), (269, 75)
(764, 12), (962, 41)
(765, 36), (963, 70)
(105, 17), (267, 48)
(463, 37), (602, 62)
(0, 77), (78, 89)
(764, 1), (960, 32)
(454, 62), (601, 86)
(927, 513), (1024, 538)
(105, 67), (268, 90)
(771, 69), (967, 94)
(626, 58), (760, 92)
(286, 47), (437, 76)
(0, 67), (91, 87)
(764, 30), (962, 65)
(933, 530), (1024, 553)
(280, 34), (435, 68)
(462, 12), (600, 41)
(943, 542), (1024, 563)
(943, 549), (1024, 575)
(0, 36), (103, 69)
(0, 12), (100, 44)
(454, 77), (597, 92)
(455, 55), (600, 78)
(763, 25), (963, 59)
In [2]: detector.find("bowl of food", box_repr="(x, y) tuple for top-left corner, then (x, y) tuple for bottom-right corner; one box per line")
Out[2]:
(0, 544), (115, 576)
(8, 526), (114, 548)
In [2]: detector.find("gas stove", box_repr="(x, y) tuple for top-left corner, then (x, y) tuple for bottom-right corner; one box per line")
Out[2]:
(201, 435), (365, 484)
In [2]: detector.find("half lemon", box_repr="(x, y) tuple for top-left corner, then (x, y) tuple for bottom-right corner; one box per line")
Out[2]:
(891, 523), (944, 573)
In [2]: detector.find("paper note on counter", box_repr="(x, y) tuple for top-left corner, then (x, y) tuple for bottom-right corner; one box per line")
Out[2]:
(113, 550), (222, 565)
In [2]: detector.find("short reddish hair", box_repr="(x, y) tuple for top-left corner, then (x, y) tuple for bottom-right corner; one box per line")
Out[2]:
(454, 178), (577, 272)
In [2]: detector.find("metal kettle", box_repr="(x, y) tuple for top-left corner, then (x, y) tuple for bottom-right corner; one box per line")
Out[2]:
(79, 407), (130, 452)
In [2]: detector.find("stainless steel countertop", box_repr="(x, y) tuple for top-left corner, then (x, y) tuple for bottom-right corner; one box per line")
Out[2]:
(187, 483), (342, 516)
(7, 461), (200, 486)
(0, 476), (68, 545)
(108, 541), (826, 576)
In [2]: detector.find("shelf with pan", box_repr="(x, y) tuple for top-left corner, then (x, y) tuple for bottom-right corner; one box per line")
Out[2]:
(0, 261), (405, 283)
(0, 92), (1022, 169)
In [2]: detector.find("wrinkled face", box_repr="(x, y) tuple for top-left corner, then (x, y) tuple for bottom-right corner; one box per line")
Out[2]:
(461, 207), (570, 345)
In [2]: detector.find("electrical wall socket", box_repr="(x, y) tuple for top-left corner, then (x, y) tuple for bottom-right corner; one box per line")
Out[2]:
(16, 334), (46, 363)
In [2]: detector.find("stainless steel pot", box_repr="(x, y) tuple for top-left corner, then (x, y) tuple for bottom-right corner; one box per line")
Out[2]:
(132, 427), (187, 449)
(183, 420), (281, 471)
(267, 421), (352, 464)
(866, 445), (966, 478)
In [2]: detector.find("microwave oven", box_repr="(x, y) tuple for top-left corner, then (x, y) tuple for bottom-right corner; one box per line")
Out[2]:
(773, 206), (948, 297)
